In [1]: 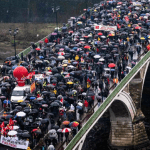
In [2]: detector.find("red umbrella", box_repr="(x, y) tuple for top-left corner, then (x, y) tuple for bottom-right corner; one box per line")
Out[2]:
(98, 32), (103, 36)
(147, 44), (150, 51)
(84, 36), (89, 38)
(35, 48), (41, 51)
(69, 30), (73, 33)
(117, 2), (122, 5)
(71, 121), (79, 127)
(62, 128), (71, 133)
(84, 45), (91, 49)
(135, 26), (141, 30)
(31, 129), (38, 132)
(62, 121), (70, 125)
(108, 63), (116, 68)
(58, 52), (65, 55)
(44, 38), (49, 43)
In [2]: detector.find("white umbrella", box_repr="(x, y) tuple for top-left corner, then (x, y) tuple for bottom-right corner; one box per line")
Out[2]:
(101, 36), (106, 38)
(62, 128), (71, 133)
(8, 130), (17, 136)
(35, 60), (43, 63)
(68, 65), (74, 68)
(16, 111), (26, 117)
(94, 55), (100, 59)
(99, 58), (105, 61)
(9, 126), (19, 130)
(57, 129), (62, 132)
(58, 55), (65, 60)
(78, 102), (83, 107)
(82, 92), (86, 96)
(126, 66), (131, 70)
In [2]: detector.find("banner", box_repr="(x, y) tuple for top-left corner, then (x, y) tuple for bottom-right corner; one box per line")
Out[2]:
(30, 82), (35, 93)
(94, 25), (117, 31)
(1, 135), (29, 149)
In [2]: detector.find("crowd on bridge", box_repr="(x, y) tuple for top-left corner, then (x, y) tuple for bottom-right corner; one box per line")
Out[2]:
(0, 0), (150, 149)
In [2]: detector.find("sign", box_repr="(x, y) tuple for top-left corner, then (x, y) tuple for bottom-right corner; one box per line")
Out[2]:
(30, 82), (35, 93)
(1, 135), (29, 149)
(94, 25), (117, 31)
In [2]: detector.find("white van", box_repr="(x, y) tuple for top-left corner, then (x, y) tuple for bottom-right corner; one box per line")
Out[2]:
(11, 85), (31, 103)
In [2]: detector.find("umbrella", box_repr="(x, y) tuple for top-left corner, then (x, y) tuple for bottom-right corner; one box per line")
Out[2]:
(35, 48), (41, 51)
(99, 58), (105, 61)
(98, 32), (103, 36)
(11, 126), (19, 130)
(58, 55), (65, 60)
(41, 119), (49, 124)
(48, 129), (56, 134)
(8, 130), (17, 136)
(52, 125), (59, 130)
(62, 121), (70, 125)
(31, 129), (38, 132)
(62, 128), (71, 133)
(22, 133), (31, 138)
(84, 45), (91, 49)
(67, 81), (73, 84)
(57, 129), (62, 132)
(108, 63), (116, 68)
(70, 121), (79, 127)
(50, 102), (59, 107)
(135, 26), (141, 30)
(16, 111), (26, 117)
(94, 55), (100, 59)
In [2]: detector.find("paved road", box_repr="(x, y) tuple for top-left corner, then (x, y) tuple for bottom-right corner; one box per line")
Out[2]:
(0, 144), (22, 150)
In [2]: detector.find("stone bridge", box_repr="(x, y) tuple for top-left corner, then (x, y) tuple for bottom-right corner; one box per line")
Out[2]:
(65, 52), (150, 150)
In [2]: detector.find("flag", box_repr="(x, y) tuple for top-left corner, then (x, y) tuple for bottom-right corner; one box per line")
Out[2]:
(44, 38), (49, 43)
(60, 97), (63, 104)
(117, 23), (121, 29)
(9, 126), (13, 130)
(1, 122), (5, 128)
(5, 124), (10, 130)
(9, 118), (14, 126)
(87, 78), (91, 83)
(81, 57), (84, 63)
(1, 127), (5, 135)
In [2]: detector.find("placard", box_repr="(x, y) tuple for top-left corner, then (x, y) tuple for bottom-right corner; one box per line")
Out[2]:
(1, 135), (29, 149)
(94, 25), (117, 31)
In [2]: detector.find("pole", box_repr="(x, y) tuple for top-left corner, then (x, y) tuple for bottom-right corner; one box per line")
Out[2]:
(14, 35), (16, 59)
(56, 11), (58, 32)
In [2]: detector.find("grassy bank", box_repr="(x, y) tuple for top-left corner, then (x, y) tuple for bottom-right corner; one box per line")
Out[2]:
(0, 23), (61, 63)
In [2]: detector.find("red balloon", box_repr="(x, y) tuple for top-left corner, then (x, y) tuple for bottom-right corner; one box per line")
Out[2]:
(13, 66), (28, 86)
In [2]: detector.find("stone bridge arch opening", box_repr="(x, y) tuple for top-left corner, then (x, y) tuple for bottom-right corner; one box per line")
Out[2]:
(141, 62), (150, 141)
(82, 92), (139, 150)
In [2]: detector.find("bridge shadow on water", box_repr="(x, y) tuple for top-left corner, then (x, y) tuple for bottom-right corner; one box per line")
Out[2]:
(82, 111), (110, 150)
(142, 64), (150, 143)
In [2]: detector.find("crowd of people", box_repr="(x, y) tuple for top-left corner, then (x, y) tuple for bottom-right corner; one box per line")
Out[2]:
(0, 0), (150, 149)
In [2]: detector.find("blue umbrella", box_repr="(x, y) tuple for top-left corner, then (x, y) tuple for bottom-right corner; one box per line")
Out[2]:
(73, 47), (78, 50)
(140, 14), (146, 16)
(30, 97), (36, 100)
(39, 56), (44, 59)
(3, 100), (11, 104)
(12, 65), (18, 70)
(110, 69), (115, 71)
(76, 105), (82, 110)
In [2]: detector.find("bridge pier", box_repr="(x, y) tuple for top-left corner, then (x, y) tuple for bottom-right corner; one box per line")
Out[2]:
(108, 92), (150, 149)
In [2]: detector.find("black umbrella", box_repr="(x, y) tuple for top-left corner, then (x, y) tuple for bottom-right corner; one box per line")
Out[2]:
(48, 113), (54, 117)
(41, 118), (49, 124)
(50, 102), (59, 107)
(52, 125), (59, 130)
(6, 115), (13, 120)
(22, 133), (31, 138)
